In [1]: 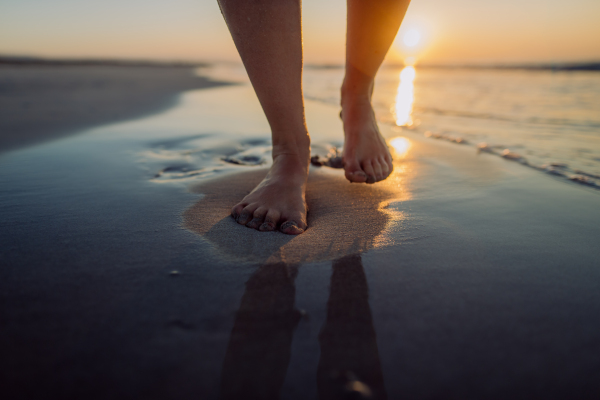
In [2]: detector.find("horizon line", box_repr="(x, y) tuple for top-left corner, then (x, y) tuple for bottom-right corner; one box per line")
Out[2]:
(2, 54), (599, 72)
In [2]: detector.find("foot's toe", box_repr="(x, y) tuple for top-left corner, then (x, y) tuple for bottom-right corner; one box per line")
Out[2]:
(237, 203), (259, 225)
(379, 156), (391, 179)
(384, 156), (394, 176)
(280, 213), (306, 235)
(344, 159), (367, 183)
(372, 159), (384, 181)
(246, 207), (267, 229)
(280, 220), (305, 235)
(259, 209), (281, 232)
(362, 161), (377, 184)
(231, 203), (246, 220)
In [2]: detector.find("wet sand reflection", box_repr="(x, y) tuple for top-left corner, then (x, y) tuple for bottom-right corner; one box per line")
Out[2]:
(219, 255), (386, 400)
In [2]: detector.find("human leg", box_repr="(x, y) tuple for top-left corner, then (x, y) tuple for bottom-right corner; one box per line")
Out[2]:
(342, 0), (411, 183)
(218, 0), (310, 234)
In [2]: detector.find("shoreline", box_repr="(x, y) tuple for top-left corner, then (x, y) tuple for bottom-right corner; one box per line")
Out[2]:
(0, 64), (232, 153)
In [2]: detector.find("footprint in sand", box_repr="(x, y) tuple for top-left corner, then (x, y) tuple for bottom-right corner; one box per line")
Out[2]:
(183, 168), (410, 264)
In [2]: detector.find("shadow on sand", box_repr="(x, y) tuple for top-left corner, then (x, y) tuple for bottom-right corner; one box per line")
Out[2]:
(184, 167), (408, 398)
(220, 254), (386, 400)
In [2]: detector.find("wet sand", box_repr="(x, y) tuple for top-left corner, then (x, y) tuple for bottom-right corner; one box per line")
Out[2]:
(0, 64), (230, 152)
(1, 83), (599, 399)
(184, 167), (410, 264)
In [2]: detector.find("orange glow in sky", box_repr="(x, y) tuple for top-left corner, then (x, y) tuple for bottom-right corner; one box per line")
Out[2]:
(403, 30), (421, 47)
(0, 0), (599, 64)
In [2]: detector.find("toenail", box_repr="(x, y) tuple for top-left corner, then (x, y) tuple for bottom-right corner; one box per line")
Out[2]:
(366, 176), (376, 184)
(280, 221), (297, 230)
(247, 218), (262, 228)
(237, 212), (251, 224)
(259, 222), (274, 231)
(280, 221), (304, 234)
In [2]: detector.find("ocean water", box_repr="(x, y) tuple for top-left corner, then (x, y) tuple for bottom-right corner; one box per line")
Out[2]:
(200, 63), (600, 188)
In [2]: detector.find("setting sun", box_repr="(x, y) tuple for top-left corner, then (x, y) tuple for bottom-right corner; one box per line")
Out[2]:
(403, 29), (421, 47)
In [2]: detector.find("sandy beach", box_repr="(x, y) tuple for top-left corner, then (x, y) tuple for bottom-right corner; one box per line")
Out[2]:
(0, 63), (229, 152)
(1, 67), (599, 399)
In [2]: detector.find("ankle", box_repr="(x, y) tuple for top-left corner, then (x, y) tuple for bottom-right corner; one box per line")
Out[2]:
(341, 78), (374, 106)
(270, 151), (310, 182)
(272, 134), (311, 160)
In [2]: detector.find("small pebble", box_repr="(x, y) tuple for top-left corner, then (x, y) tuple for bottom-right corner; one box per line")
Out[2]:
(477, 143), (494, 153)
(550, 162), (568, 168)
(569, 175), (597, 186)
(501, 149), (528, 164)
(544, 167), (565, 176)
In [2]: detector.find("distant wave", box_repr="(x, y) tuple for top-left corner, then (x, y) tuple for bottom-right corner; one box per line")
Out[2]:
(304, 95), (600, 130)
(305, 62), (600, 72)
(413, 106), (600, 130)
(416, 62), (600, 72)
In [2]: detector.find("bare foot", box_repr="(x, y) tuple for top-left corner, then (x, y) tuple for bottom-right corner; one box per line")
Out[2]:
(231, 147), (309, 235)
(341, 95), (393, 184)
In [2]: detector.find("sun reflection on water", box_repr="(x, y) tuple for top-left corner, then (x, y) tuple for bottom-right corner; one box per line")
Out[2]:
(394, 66), (416, 127)
(389, 136), (411, 157)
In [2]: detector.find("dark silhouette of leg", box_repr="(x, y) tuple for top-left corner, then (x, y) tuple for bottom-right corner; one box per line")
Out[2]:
(318, 254), (387, 399)
(220, 263), (300, 400)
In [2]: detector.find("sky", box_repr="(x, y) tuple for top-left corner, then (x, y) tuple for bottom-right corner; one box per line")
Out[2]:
(1, 0), (599, 65)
